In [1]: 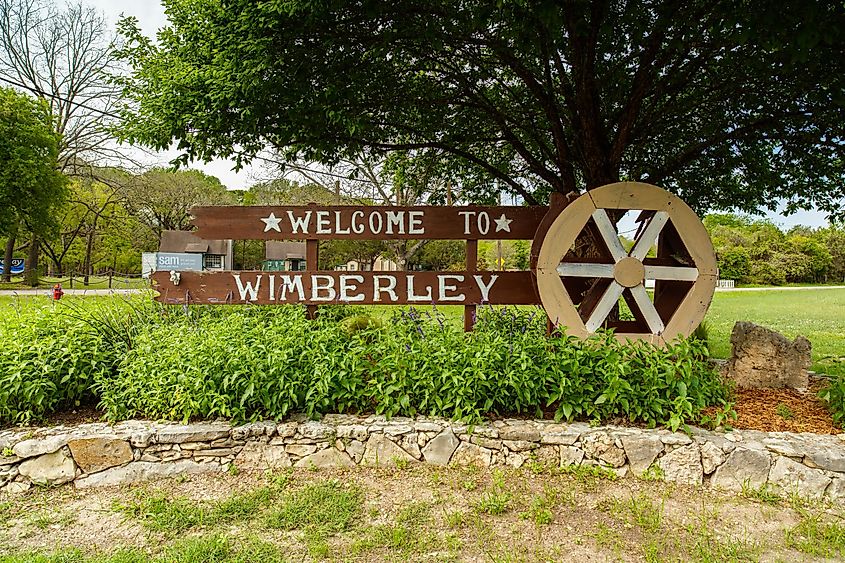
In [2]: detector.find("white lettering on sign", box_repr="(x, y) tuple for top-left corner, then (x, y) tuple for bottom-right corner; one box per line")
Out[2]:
(474, 274), (498, 302)
(288, 211), (311, 234)
(232, 273), (501, 303)
(234, 274), (262, 301)
(278, 275), (305, 301)
(373, 275), (399, 302)
(334, 211), (350, 234)
(386, 211), (405, 234)
(316, 211), (331, 234)
(311, 275), (336, 301)
(272, 209), (430, 236)
(406, 275), (433, 302)
(408, 211), (424, 235)
(339, 275), (365, 302)
(457, 211), (492, 235)
(351, 211), (365, 234)
(438, 274), (465, 301)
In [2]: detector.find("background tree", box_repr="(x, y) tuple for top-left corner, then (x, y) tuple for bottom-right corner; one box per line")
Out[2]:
(0, 0), (123, 283)
(0, 87), (65, 283)
(121, 168), (235, 242)
(116, 1), (845, 219)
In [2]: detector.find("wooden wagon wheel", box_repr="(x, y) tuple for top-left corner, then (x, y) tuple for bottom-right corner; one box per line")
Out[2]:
(535, 182), (718, 345)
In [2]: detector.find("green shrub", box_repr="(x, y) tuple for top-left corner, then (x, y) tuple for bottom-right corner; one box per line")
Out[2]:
(0, 302), (118, 424)
(97, 304), (729, 429)
(820, 375), (845, 425)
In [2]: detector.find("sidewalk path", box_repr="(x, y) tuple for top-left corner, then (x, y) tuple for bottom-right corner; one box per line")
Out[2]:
(716, 285), (845, 292)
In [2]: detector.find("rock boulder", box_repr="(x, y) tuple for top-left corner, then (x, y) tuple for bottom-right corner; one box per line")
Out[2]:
(725, 322), (811, 390)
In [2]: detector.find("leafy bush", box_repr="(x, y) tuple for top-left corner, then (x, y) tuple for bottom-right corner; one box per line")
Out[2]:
(820, 375), (845, 425)
(97, 304), (729, 429)
(0, 302), (118, 424)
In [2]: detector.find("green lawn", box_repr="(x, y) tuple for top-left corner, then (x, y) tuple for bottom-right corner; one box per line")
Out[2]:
(706, 288), (845, 375)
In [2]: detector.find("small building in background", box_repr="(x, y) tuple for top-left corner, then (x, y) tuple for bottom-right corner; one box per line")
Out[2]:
(337, 256), (400, 272)
(263, 241), (308, 271)
(142, 231), (233, 277)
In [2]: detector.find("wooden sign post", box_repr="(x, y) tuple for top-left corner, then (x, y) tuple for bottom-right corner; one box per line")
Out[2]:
(151, 182), (718, 345)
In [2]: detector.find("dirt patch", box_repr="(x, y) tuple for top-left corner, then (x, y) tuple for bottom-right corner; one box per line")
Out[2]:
(1, 465), (842, 561)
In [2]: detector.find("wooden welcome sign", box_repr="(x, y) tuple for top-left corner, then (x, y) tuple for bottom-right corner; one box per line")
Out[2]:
(151, 182), (718, 345)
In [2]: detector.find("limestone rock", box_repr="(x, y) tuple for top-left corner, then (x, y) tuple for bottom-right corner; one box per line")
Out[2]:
(700, 441), (726, 475)
(285, 444), (318, 457)
(826, 478), (845, 501)
(336, 425), (369, 441)
(450, 442), (492, 467)
(725, 322), (811, 390)
(75, 460), (219, 488)
(560, 446), (585, 466)
(768, 457), (831, 498)
(498, 423), (540, 442)
(659, 443), (702, 486)
(803, 448), (845, 473)
(422, 429), (460, 466)
(235, 443), (291, 470)
(502, 440), (537, 452)
(362, 434), (416, 466)
(531, 446), (560, 467)
(156, 424), (231, 444)
(711, 448), (771, 492)
(298, 421), (335, 440)
(67, 438), (133, 474)
(540, 425), (581, 446)
(5, 481), (31, 494)
(346, 440), (365, 463)
(12, 435), (68, 459)
(582, 432), (626, 468)
(18, 450), (76, 485)
(295, 448), (355, 468)
(621, 434), (663, 476)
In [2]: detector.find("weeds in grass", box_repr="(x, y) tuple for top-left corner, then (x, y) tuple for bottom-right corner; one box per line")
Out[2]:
(592, 522), (624, 555)
(785, 511), (845, 557)
(560, 463), (618, 484)
(445, 510), (465, 528)
(640, 464), (664, 482)
(265, 479), (362, 534)
(740, 481), (782, 506)
(685, 508), (761, 562)
(476, 469), (511, 515)
(519, 495), (553, 525)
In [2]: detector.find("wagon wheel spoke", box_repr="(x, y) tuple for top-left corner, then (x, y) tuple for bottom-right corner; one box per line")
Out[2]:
(584, 281), (625, 332)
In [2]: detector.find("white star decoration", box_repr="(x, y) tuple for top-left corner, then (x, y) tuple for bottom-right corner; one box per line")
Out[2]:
(260, 212), (282, 232)
(494, 213), (513, 233)
(555, 209), (700, 335)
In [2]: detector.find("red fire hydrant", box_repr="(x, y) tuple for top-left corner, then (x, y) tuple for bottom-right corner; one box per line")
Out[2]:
(52, 283), (64, 301)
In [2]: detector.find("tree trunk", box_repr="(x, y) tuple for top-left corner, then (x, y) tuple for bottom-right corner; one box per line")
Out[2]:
(83, 229), (95, 286)
(2, 223), (16, 283)
(24, 234), (40, 287)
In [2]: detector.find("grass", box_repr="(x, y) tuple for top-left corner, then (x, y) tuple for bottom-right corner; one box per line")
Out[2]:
(0, 465), (839, 561)
(704, 287), (845, 375)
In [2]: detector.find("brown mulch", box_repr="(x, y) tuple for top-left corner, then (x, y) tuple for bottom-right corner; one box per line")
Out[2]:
(727, 378), (841, 435)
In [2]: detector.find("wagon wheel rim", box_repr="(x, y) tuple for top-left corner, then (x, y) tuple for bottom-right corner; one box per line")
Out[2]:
(535, 182), (718, 345)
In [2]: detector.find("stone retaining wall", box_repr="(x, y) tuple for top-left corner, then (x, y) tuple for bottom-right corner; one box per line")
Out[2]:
(1, 415), (844, 500)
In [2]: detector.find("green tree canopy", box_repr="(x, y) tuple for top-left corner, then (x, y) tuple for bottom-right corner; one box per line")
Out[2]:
(0, 87), (66, 236)
(115, 1), (844, 216)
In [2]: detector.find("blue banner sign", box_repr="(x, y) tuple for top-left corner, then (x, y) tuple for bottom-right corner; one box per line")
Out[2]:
(0, 259), (24, 275)
(156, 252), (203, 272)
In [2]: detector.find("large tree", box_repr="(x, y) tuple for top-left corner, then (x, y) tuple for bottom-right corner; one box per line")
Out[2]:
(0, 87), (65, 282)
(115, 1), (844, 216)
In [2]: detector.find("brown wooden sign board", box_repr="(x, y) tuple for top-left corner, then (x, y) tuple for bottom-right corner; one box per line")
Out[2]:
(190, 205), (548, 240)
(151, 270), (538, 306)
(152, 183), (719, 344)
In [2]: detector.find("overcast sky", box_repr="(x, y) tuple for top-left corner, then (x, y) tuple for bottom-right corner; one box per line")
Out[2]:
(85, 0), (831, 228)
